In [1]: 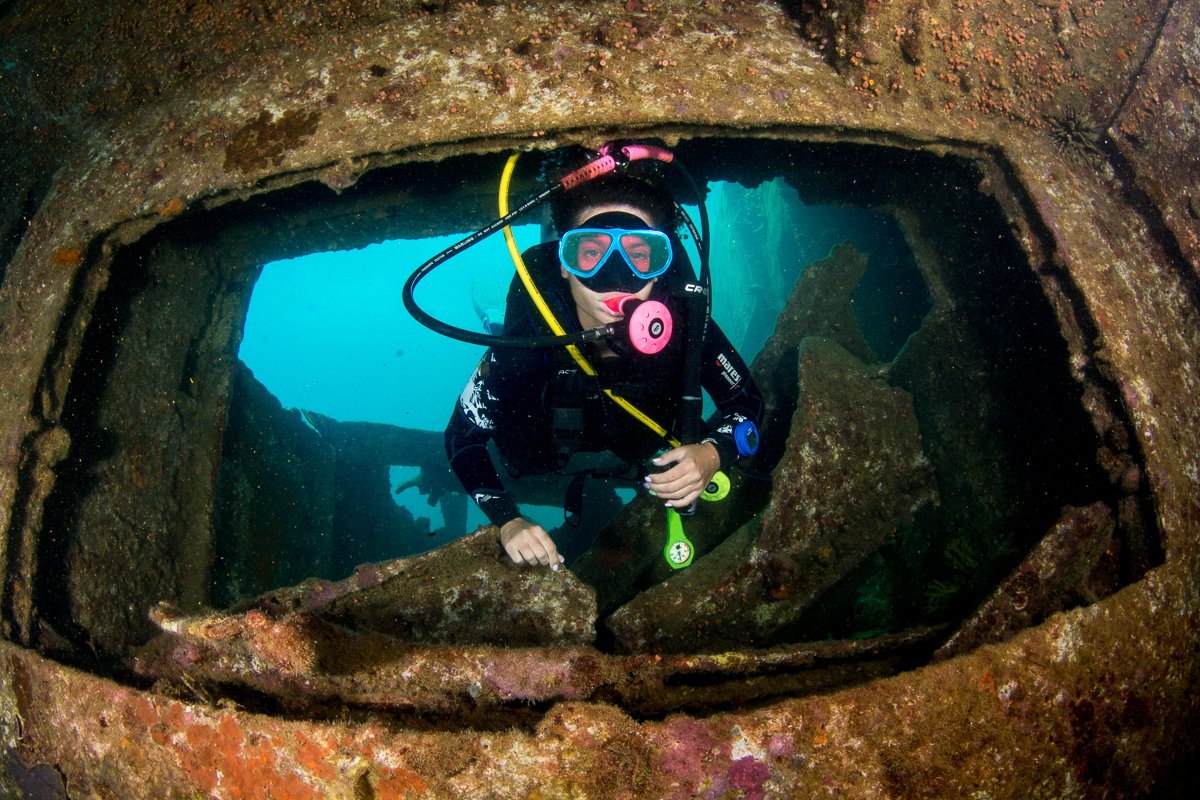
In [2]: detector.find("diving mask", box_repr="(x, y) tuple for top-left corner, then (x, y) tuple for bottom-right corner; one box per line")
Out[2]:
(559, 227), (674, 280)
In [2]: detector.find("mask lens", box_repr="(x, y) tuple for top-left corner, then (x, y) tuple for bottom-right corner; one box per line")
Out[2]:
(562, 231), (614, 276)
(619, 231), (671, 276)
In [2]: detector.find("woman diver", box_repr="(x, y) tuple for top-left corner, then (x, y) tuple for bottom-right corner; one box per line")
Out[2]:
(407, 143), (763, 571)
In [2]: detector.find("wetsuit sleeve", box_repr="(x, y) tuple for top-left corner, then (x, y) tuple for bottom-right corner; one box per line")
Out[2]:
(699, 324), (765, 471)
(445, 244), (563, 527)
(444, 353), (522, 527)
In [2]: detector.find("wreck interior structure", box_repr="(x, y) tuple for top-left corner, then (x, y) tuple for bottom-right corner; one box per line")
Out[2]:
(1, 0), (1198, 797)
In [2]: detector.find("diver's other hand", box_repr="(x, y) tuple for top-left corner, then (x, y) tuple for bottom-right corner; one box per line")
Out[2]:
(645, 442), (721, 508)
(499, 517), (564, 570)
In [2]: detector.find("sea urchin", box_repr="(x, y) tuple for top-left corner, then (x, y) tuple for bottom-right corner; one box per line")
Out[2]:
(1046, 107), (1105, 162)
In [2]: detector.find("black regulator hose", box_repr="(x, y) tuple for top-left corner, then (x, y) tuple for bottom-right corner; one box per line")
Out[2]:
(402, 181), (617, 349)
(670, 162), (712, 516)
(674, 168), (712, 447)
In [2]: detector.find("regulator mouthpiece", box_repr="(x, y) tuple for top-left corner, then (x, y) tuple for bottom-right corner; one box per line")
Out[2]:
(606, 297), (672, 355)
(603, 294), (637, 315)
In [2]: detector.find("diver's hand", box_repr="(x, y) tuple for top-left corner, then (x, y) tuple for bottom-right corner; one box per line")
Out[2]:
(499, 517), (564, 570)
(644, 442), (721, 508)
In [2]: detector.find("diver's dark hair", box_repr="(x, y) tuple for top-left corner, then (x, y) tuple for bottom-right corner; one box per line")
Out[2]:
(550, 171), (678, 234)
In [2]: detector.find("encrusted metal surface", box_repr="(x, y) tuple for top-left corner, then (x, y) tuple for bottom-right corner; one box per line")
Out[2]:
(2, 0), (1199, 796)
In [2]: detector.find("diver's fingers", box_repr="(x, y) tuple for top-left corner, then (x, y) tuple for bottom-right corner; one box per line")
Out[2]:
(644, 443), (721, 508)
(502, 525), (561, 569)
(658, 481), (706, 507)
(645, 480), (703, 508)
(646, 466), (710, 506)
(524, 527), (563, 570)
(503, 536), (530, 565)
(647, 473), (695, 497)
(525, 529), (551, 566)
(650, 458), (688, 479)
(512, 538), (544, 566)
(653, 444), (714, 476)
(650, 447), (687, 468)
(666, 486), (705, 508)
(519, 544), (543, 566)
(519, 532), (547, 566)
(646, 457), (693, 485)
(646, 461), (703, 494)
(501, 518), (539, 565)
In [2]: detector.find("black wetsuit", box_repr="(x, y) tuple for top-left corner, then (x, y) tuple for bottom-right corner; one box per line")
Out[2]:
(444, 241), (764, 528)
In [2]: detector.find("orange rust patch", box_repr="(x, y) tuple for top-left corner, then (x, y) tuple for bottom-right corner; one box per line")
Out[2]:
(244, 732), (280, 773)
(123, 694), (160, 729)
(53, 247), (84, 267)
(295, 732), (339, 782)
(377, 766), (427, 799)
(170, 715), (326, 800)
(274, 771), (322, 800)
(158, 197), (187, 217)
(218, 713), (245, 753)
(150, 726), (170, 747)
(183, 722), (221, 793)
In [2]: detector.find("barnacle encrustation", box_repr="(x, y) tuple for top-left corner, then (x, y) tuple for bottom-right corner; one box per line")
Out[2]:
(1046, 106), (1105, 163)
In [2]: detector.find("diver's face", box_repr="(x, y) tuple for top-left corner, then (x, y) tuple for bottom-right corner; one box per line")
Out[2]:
(561, 204), (659, 329)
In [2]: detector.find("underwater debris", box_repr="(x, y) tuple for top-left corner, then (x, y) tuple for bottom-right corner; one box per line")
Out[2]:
(313, 528), (597, 648)
(245, 525), (599, 648)
(743, 242), (876, 476)
(137, 593), (941, 718)
(605, 337), (936, 654)
(150, 603), (324, 675)
(935, 502), (1115, 660)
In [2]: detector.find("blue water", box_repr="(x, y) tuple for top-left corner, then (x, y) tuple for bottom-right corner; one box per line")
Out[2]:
(240, 181), (926, 541)
(238, 224), (542, 534)
(239, 224), (540, 431)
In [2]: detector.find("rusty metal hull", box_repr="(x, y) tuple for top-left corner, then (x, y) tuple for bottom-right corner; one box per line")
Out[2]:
(2, 0), (1199, 795)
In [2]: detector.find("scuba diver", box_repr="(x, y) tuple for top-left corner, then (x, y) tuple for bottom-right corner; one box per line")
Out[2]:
(405, 143), (763, 571)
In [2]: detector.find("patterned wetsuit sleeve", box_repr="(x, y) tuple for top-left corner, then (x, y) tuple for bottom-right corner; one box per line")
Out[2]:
(444, 353), (522, 527)
(699, 324), (765, 471)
